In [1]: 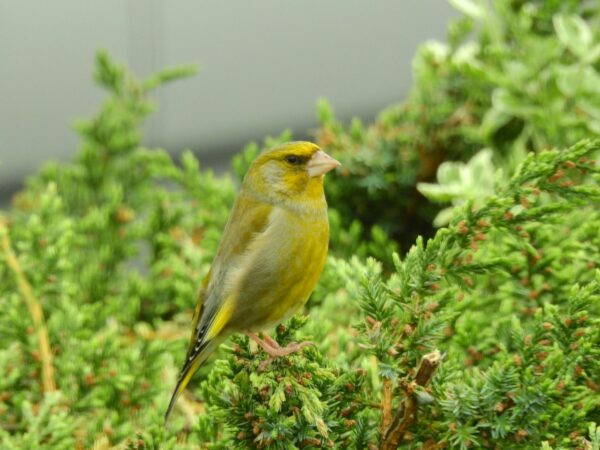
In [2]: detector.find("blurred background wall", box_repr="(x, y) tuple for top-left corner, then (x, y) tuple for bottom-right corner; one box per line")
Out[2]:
(0, 1), (456, 201)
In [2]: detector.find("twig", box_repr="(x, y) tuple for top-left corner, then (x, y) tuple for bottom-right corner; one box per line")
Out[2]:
(380, 350), (441, 450)
(0, 220), (56, 393)
(415, 350), (441, 387)
(381, 377), (393, 433)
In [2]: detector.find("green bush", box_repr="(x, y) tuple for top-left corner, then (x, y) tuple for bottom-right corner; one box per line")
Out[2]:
(309, 0), (600, 256)
(2, 1), (600, 448)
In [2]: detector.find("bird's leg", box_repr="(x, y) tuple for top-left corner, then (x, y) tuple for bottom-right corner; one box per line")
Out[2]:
(262, 333), (281, 349)
(245, 331), (314, 357)
(246, 331), (314, 372)
(246, 331), (278, 354)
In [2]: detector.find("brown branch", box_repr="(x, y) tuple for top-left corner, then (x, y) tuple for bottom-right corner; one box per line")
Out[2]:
(381, 377), (393, 433)
(415, 350), (442, 387)
(380, 350), (441, 450)
(0, 220), (56, 393)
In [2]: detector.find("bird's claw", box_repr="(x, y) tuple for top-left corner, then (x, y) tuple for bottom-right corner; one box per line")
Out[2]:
(256, 341), (314, 371)
(246, 331), (313, 370)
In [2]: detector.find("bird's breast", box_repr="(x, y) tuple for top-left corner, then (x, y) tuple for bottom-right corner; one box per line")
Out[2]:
(227, 206), (329, 331)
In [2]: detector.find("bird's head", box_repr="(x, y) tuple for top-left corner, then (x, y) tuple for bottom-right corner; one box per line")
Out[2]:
(243, 141), (340, 209)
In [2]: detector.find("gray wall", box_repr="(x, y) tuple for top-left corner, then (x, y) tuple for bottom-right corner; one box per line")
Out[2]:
(0, 1), (457, 195)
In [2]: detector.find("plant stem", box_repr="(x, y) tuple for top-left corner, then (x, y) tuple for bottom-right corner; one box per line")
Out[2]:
(380, 350), (441, 450)
(0, 220), (56, 393)
(381, 377), (393, 433)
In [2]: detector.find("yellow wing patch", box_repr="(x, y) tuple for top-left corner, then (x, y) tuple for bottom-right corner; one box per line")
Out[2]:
(205, 295), (235, 341)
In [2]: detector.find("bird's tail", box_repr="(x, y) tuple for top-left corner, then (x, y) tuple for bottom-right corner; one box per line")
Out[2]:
(164, 338), (221, 423)
(165, 296), (235, 423)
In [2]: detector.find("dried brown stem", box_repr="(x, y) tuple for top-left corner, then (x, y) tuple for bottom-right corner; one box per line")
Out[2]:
(381, 377), (393, 433)
(380, 350), (441, 450)
(0, 220), (56, 393)
(415, 350), (442, 387)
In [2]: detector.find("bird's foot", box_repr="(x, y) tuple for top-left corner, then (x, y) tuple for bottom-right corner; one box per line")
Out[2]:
(245, 331), (313, 370)
(265, 340), (314, 357)
(261, 333), (280, 350)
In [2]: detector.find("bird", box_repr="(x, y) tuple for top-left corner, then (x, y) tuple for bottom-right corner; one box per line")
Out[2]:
(164, 141), (340, 421)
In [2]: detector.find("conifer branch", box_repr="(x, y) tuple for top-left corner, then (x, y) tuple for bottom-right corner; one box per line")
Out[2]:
(380, 350), (441, 450)
(0, 220), (56, 393)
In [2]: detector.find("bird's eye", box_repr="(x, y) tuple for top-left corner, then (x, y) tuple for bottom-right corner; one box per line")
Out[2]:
(285, 155), (301, 164)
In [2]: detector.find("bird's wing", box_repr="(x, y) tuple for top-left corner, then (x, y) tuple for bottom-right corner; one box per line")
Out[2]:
(165, 194), (272, 421)
(193, 193), (273, 340)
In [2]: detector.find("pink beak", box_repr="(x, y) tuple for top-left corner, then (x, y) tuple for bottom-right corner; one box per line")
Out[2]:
(307, 150), (341, 177)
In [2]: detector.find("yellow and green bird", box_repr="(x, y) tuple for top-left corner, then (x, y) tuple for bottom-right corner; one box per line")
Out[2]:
(165, 141), (340, 421)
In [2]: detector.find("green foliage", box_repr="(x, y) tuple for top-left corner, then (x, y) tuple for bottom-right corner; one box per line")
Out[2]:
(2, 2), (600, 448)
(193, 140), (600, 449)
(0, 51), (233, 448)
(313, 0), (600, 255)
(0, 393), (77, 450)
(417, 148), (499, 226)
(198, 318), (373, 449)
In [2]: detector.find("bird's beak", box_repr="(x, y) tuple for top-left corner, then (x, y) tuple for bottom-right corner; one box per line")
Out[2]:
(307, 150), (341, 178)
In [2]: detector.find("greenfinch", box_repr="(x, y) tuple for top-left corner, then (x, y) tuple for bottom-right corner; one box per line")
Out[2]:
(165, 141), (340, 421)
